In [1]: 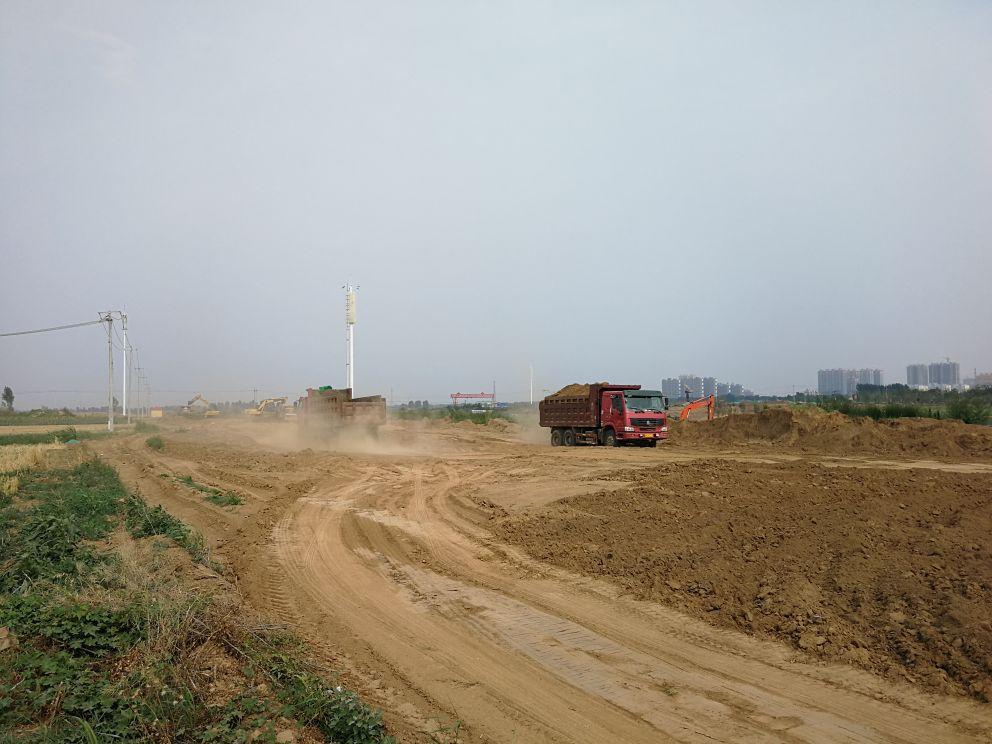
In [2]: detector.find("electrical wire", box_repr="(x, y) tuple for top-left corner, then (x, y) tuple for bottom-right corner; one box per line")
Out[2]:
(0, 319), (104, 337)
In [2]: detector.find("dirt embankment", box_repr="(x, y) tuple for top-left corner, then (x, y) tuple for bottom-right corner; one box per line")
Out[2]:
(491, 459), (992, 701)
(672, 408), (992, 460)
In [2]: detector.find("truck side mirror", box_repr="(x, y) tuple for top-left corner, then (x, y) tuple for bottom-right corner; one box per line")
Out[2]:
(663, 396), (669, 410)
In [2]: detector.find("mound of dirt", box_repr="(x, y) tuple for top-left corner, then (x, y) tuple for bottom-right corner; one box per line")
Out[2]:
(671, 408), (992, 460)
(546, 382), (610, 399)
(491, 459), (992, 700)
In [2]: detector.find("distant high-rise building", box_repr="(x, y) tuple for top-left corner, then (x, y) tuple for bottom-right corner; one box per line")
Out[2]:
(907, 364), (928, 387)
(729, 383), (744, 397)
(818, 368), (882, 396)
(702, 377), (717, 397)
(928, 360), (960, 387)
(678, 374), (703, 401)
(856, 368), (883, 387)
(661, 377), (680, 400)
(716, 382), (730, 397)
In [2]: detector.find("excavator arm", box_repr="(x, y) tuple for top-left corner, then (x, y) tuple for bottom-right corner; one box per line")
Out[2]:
(678, 395), (715, 421)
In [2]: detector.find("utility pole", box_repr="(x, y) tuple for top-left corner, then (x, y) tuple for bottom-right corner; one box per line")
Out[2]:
(529, 364), (534, 405)
(101, 312), (114, 432)
(121, 311), (129, 423)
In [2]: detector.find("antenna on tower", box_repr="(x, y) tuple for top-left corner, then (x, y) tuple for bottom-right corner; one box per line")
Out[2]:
(343, 284), (358, 393)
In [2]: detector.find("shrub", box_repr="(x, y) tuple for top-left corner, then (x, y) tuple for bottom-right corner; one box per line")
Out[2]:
(947, 398), (991, 425)
(134, 421), (160, 434)
(145, 436), (164, 451)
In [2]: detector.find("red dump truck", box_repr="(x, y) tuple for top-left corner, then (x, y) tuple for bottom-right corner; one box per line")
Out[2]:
(539, 383), (669, 447)
(296, 386), (386, 433)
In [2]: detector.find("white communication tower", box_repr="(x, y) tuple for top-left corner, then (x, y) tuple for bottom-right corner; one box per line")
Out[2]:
(344, 284), (357, 392)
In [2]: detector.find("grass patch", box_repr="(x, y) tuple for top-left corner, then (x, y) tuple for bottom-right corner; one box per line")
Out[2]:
(0, 461), (393, 743)
(145, 435), (164, 451)
(0, 427), (111, 447)
(134, 421), (160, 434)
(0, 410), (107, 427)
(175, 474), (243, 508)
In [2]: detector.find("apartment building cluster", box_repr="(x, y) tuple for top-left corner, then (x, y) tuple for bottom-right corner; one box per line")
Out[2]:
(906, 360), (960, 389)
(661, 375), (753, 401)
(816, 368), (883, 396)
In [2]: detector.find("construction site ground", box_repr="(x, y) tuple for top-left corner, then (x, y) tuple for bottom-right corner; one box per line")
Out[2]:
(84, 411), (992, 743)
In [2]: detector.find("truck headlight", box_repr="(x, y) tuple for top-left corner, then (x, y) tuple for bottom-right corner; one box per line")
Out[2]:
(624, 426), (634, 432)
(661, 426), (668, 432)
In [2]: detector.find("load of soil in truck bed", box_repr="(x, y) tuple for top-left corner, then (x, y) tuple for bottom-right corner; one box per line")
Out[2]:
(546, 382), (610, 399)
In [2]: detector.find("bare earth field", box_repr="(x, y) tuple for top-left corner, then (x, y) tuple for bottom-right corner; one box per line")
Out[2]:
(92, 412), (992, 743)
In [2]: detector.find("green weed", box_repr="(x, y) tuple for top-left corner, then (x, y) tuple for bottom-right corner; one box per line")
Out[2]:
(145, 436), (164, 451)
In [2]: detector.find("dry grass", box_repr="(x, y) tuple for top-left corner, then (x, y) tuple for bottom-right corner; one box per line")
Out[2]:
(0, 443), (58, 474)
(0, 475), (20, 497)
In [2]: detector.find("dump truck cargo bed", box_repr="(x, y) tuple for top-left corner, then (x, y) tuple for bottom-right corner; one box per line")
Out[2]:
(539, 384), (640, 428)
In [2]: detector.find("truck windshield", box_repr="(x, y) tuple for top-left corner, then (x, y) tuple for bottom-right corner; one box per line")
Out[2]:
(624, 395), (664, 413)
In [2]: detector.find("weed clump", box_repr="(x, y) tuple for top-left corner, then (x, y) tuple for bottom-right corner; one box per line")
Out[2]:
(145, 435), (164, 451)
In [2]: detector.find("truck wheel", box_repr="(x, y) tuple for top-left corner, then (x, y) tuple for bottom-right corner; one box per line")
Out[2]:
(563, 429), (576, 447)
(550, 429), (563, 446)
(603, 429), (617, 447)
(646, 440), (658, 448)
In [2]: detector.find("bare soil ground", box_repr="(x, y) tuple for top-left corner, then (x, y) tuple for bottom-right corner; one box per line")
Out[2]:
(492, 459), (992, 701)
(92, 412), (992, 743)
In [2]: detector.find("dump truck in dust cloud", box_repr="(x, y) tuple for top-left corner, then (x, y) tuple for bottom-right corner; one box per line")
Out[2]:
(295, 386), (386, 436)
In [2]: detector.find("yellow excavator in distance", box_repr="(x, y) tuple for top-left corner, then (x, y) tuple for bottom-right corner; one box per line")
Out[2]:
(244, 397), (288, 417)
(184, 394), (220, 417)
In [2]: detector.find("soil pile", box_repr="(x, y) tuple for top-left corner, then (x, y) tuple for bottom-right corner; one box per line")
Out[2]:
(672, 407), (992, 460)
(546, 382), (610, 399)
(491, 459), (992, 700)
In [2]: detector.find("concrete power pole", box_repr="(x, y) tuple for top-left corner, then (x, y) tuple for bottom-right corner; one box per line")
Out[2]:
(529, 364), (534, 405)
(102, 313), (114, 432)
(121, 311), (129, 424)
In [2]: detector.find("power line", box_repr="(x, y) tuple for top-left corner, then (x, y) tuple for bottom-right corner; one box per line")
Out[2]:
(0, 319), (104, 337)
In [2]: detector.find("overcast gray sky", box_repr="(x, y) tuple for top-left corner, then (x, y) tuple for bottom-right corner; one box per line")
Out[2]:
(2, 1), (990, 407)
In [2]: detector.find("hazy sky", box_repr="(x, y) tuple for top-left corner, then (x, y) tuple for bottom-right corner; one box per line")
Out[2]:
(2, 1), (990, 407)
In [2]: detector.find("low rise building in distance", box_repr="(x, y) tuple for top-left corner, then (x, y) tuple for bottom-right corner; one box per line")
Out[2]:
(964, 371), (992, 388)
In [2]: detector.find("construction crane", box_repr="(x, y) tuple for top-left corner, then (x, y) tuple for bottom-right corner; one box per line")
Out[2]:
(679, 395), (715, 421)
(450, 392), (495, 407)
(245, 397), (288, 416)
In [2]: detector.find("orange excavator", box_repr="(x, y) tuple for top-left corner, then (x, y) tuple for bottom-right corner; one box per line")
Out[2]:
(679, 395), (715, 421)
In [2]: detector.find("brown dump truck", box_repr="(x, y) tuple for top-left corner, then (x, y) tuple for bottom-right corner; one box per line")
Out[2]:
(296, 386), (386, 433)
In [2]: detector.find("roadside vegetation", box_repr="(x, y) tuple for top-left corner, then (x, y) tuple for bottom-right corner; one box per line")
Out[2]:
(172, 473), (244, 507)
(812, 391), (991, 425)
(0, 450), (393, 742)
(0, 426), (114, 447)
(0, 409), (109, 427)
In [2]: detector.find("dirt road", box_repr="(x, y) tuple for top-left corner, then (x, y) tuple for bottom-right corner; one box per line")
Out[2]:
(97, 419), (992, 742)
